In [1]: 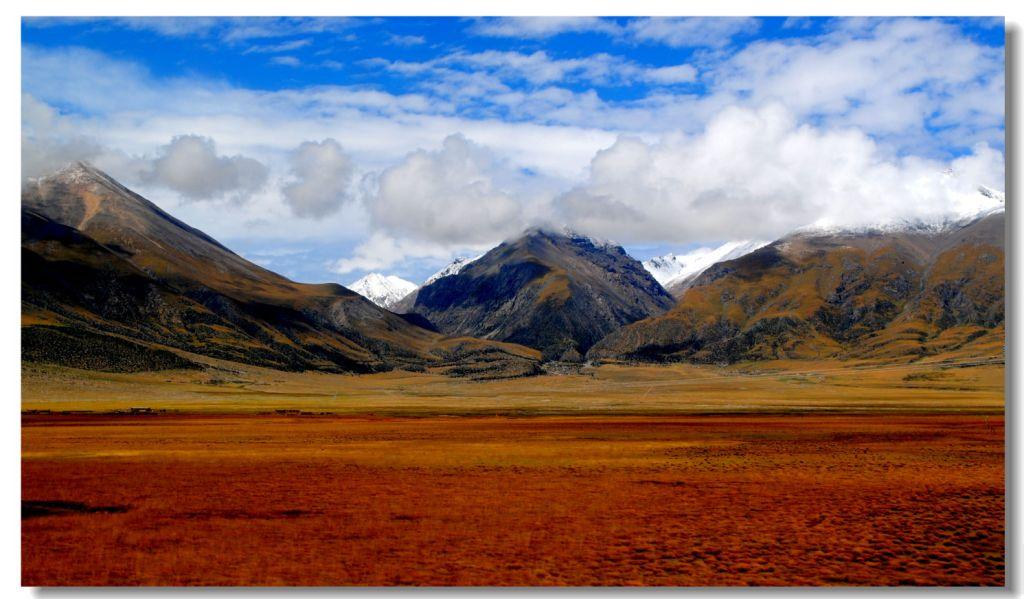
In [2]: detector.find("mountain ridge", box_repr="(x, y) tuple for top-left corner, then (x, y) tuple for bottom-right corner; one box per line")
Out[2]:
(21, 163), (541, 378)
(589, 211), (1005, 364)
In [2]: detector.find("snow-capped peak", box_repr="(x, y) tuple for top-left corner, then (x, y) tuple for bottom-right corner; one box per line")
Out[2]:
(348, 273), (417, 310)
(32, 161), (112, 188)
(423, 255), (481, 286)
(643, 240), (770, 289)
(798, 180), (1005, 237)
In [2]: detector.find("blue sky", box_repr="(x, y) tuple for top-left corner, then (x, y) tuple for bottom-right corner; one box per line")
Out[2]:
(21, 17), (1006, 285)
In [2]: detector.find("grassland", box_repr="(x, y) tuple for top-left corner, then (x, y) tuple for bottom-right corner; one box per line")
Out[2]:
(21, 356), (1005, 415)
(23, 413), (1003, 586)
(21, 359), (1004, 586)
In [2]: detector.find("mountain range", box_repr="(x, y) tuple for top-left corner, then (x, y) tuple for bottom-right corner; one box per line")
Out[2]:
(21, 163), (540, 378)
(590, 211), (1005, 364)
(21, 163), (1005, 376)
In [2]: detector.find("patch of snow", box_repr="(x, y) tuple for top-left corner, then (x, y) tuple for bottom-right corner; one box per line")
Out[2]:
(423, 255), (481, 286)
(559, 226), (619, 251)
(643, 240), (770, 289)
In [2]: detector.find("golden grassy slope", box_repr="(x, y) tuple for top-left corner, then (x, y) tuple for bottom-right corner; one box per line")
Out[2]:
(591, 215), (1005, 364)
(23, 168), (542, 376)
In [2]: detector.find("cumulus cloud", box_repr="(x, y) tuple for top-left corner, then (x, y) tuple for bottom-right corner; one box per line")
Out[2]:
(22, 97), (268, 202)
(141, 135), (268, 201)
(327, 232), (475, 276)
(369, 134), (530, 244)
(23, 93), (159, 183)
(282, 139), (356, 218)
(22, 94), (108, 180)
(555, 104), (1005, 244)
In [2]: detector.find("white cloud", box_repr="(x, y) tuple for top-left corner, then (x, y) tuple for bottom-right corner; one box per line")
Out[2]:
(104, 17), (223, 37)
(369, 134), (533, 245)
(23, 17), (362, 43)
(24, 19), (1002, 162)
(282, 139), (356, 219)
(710, 18), (1003, 148)
(327, 232), (467, 276)
(782, 17), (816, 31)
(22, 94), (109, 180)
(387, 34), (426, 46)
(467, 17), (757, 49)
(140, 135), (268, 201)
(217, 17), (359, 43)
(22, 97), (268, 203)
(555, 104), (1004, 244)
(23, 46), (169, 116)
(626, 17), (760, 48)
(350, 19), (1003, 156)
(372, 50), (699, 91)
(641, 64), (698, 84)
(244, 39), (312, 54)
(452, 50), (619, 85)
(270, 56), (301, 67)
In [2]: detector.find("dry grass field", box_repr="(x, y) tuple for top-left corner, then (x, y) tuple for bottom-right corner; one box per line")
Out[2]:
(21, 356), (1005, 415)
(23, 413), (1003, 586)
(22, 360), (1004, 586)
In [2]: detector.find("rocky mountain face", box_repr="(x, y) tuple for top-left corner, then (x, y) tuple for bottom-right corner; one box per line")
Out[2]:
(424, 256), (481, 286)
(402, 228), (675, 361)
(347, 273), (417, 310)
(391, 255), (480, 314)
(21, 163), (540, 377)
(590, 212), (1005, 364)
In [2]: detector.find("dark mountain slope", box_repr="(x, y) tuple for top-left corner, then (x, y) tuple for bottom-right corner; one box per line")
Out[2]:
(589, 213), (1005, 364)
(21, 163), (540, 377)
(404, 228), (675, 360)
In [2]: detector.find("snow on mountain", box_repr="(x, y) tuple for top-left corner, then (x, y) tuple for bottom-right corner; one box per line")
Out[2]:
(347, 273), (418, 309)
(798, 182), (1005, 237)
(558, 227), (619, 251)
(644, 240), (770, 290)
(423, 255), (481, 286)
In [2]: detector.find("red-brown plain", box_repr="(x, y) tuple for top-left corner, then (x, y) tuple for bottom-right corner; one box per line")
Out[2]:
(22, 361), (1004, 586)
